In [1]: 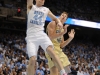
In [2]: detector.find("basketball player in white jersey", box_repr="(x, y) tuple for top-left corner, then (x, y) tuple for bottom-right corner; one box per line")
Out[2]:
(27, 0), (67, 75)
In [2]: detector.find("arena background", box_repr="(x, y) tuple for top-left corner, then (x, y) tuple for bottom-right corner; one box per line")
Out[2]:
(0, 0), (100, 75)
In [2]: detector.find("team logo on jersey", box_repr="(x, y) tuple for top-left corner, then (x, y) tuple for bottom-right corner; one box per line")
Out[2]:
(57, 37), (62, 43)
(56, 30), (60, 33)
(30, 11), (44, 25)
(56, 29), (62, 43)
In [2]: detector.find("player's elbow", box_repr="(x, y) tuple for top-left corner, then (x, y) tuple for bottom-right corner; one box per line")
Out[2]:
(52, 17), (58, 22)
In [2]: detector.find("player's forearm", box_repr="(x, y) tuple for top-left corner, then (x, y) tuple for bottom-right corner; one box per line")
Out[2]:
(27, 0), (33, 6)
(60, 38), (73, 48)
(48, 10), (62, 25)
(49, 32), (64, 40)
(27, 0), (33, 3)
(54, 18), (61, 25)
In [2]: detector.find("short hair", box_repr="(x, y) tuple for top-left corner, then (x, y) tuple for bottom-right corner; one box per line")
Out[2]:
(61, 12), (68, 15)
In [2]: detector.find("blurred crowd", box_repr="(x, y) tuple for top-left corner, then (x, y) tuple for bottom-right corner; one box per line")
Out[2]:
(44, 0), (100, 22)
(0, 28), (100, 75)
(0, 0), (26, 9)
(0, 24), (26, 31)
(0, 0), (100, 21)
(0, 0), (100, 74)
(64, 41), (100, 75)
(0, 31), (27, 75)
(0, 0), (26, 18)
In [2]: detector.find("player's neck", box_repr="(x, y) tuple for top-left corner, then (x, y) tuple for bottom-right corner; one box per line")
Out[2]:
(36, 4), (42, 7)
(61, 21), (64, 24)
(58, 18), (64, 24)
(60, 19), (64, 24)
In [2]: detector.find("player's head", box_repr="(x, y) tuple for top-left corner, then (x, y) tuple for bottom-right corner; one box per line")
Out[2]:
(36, 0), (45, 6)
(59, 12), (68, 24)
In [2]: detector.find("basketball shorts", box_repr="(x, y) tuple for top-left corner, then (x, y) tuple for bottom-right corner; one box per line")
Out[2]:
(45, 47), (70, 69)
(25, 31), (53, 58)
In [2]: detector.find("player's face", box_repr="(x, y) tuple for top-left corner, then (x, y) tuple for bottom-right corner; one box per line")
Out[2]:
(36, 0), (45, 6)
(60, 13), (68, 23)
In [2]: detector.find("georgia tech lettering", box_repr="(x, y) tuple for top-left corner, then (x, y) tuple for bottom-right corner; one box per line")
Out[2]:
(30, 11), (44, 25)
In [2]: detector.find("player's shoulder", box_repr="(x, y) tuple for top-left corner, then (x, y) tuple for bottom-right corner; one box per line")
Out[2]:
(48, 21), (56, 27)
(50, 21), (56, 24)
(42, 6), (49, 10)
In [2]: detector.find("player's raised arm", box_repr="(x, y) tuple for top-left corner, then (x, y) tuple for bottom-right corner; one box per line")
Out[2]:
(47, 22), (66, 40)
(48, 10), (63, 29)
(27, 0), (33, 13)
(60, 29), (75, 48)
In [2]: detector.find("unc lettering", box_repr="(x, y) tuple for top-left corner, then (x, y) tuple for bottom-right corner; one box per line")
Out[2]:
(30, 11), (44, 25)
(34, 11), (44, 15)
(30, 19), (43, 25)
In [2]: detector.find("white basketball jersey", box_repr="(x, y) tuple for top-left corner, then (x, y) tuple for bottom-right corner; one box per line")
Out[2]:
(27, 5), (49, 36)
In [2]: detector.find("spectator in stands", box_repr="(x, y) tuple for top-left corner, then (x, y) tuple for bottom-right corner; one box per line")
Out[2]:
(77, 67), (84, 75)
(83, 69), (89, 75)
(44, 63), (50, 75)
(36, 60), (45, 75)
(0, 26), (100, 75)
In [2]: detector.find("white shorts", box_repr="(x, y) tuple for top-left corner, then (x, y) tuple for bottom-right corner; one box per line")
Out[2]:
(25, 31), (53, 58)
